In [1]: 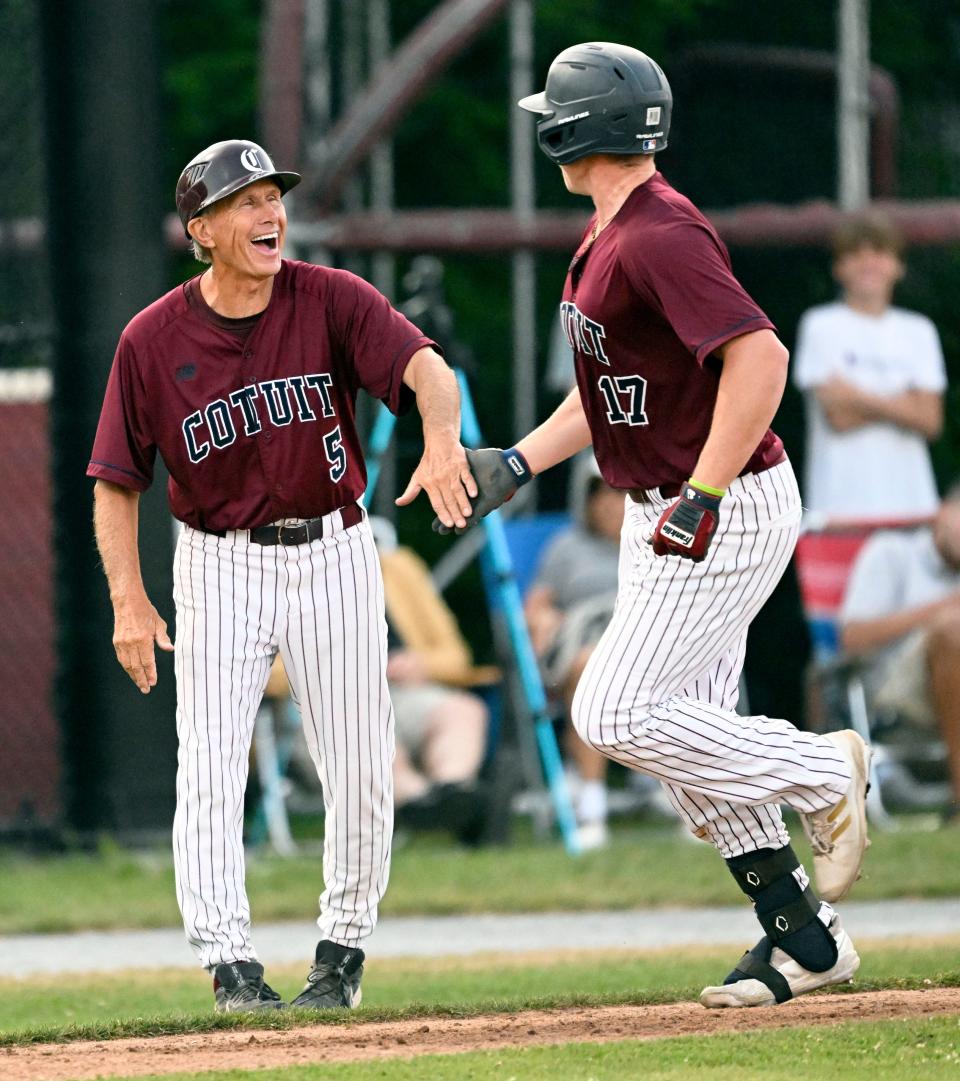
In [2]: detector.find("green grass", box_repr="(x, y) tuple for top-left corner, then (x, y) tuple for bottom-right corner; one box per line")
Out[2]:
(3, 819), (960, 934)
(5, 939), (959, 1046)
(76, 1016), (960, 1081)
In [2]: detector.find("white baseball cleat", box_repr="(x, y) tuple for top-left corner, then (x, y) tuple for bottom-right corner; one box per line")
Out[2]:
(575, 820), (610, 851)
(700, 912), (860, 1009)
(800, 730), (871, 903)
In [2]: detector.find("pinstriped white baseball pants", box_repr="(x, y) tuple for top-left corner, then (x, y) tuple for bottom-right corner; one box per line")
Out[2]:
(572, 460), (851, 859)
(172, 512), (393, 971)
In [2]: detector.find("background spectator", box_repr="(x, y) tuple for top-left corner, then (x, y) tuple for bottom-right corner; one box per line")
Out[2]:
(793, 213), (946, 523)
(372, 518), (497, 845)
(839, 485), (960, 823)
(524, 457), (624, 849)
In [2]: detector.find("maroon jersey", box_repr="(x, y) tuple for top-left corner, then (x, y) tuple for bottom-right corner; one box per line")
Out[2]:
(562, 172), (783, 490)
(88, 260), (436, 530)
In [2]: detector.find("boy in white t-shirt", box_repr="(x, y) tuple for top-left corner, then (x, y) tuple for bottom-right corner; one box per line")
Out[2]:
(794, 214), (946, 522)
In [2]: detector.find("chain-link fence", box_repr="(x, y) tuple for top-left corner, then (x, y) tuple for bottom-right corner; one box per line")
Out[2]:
(0, 0), (58, 836)
(0, 0), (50, 370)
(0, 372), (58, 834)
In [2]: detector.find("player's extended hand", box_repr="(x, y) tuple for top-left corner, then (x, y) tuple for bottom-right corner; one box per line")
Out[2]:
(396, 438), (477, 531)
(432, 447), (534, 535)
(651, 483), (722, 562)
(112, 592), (175, 694)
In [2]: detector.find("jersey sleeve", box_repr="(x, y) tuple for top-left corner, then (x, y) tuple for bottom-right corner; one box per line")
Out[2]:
(86, 333), (156, 491)
(329, 271), (439, 415)
(909, 316), (948, 393)
(620, 218), (775, 364)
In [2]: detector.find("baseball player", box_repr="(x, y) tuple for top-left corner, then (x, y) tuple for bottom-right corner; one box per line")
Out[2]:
(89, 140), (476, 1012)
(445, 43), (873, 1008)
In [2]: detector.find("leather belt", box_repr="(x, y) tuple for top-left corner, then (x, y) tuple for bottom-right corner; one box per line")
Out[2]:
(628, 483), (682, 505)
(202, 502), (364, 544)
(628, 452), (787, 505)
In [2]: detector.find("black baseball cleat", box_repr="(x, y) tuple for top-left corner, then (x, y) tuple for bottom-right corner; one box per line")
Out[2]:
(291, 940), (365, 1009)
(213, 960), (285, 1013)
(395, 781), (489, 846)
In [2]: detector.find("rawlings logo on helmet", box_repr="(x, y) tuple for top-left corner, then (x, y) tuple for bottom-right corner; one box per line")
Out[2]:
(182, 162), (209, 189)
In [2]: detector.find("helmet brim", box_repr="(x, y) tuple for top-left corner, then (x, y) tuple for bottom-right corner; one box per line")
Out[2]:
(269, 171), (302, 196)
(517, 90), (552, 115)
(205, 169), (302, 205)
(186, 170), (302, 234)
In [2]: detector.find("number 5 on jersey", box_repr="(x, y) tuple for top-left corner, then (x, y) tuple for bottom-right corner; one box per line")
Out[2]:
(324, 425), (347, 481)
(598, 374), (649, 426)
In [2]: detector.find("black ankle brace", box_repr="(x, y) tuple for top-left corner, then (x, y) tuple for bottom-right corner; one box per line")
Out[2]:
(726, 845), (838, 974)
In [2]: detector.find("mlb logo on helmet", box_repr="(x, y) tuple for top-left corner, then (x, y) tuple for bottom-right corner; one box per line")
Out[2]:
(641, 138), (658, 151)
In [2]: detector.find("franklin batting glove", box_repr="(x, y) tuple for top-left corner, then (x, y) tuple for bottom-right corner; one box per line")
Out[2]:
(651, 480), (723, 562)
(432, 447), (533, 535)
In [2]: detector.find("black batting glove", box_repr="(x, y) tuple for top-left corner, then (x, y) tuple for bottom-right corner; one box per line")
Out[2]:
(651, 481), (723, 562)
(432, 447), (533, 535)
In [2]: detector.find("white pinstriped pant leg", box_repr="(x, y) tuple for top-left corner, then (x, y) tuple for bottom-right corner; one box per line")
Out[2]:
(651, 628), (795, 856)
(279, 517), (394, 948)
(172, 527), (281, 970)
(572, 461), (852, 859)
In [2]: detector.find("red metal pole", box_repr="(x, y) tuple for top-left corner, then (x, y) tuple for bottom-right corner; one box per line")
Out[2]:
(259, 0), (306, 169)
(305, 0), (510, 211)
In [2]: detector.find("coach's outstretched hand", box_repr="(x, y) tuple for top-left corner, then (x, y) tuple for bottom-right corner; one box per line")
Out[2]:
(651, 482), (722, 562)
(396, 436), (477, 531)
(432, 447), (534, 535)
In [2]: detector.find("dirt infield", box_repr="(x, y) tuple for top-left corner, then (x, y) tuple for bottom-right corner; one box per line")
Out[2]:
(4, 988), (958, 1080)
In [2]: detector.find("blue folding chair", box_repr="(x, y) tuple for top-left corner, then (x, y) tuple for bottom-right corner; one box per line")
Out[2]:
(494, 513), (571, 598)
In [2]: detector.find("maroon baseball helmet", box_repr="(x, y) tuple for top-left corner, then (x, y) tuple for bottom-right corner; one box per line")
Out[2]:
(175, 140), (301, 235)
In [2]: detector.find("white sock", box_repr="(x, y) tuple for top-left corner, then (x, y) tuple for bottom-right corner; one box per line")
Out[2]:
(577, 780), (608, 824)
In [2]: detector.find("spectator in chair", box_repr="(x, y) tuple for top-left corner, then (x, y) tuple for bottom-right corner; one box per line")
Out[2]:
(524, 456), (625, 849)
(839, 485), (960, 824)
(371, 517), (496, 844)
(793, 212), (945, 523)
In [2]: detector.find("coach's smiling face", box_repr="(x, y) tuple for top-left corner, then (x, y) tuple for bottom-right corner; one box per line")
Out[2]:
(190, 179), (287, 282)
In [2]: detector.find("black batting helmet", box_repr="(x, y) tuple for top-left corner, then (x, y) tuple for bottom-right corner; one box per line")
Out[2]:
(518, 42), (672, 164)
(175, 140), (301, 235)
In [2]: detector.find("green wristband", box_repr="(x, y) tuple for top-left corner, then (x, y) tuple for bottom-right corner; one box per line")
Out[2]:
(689, 477), (726, 498)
